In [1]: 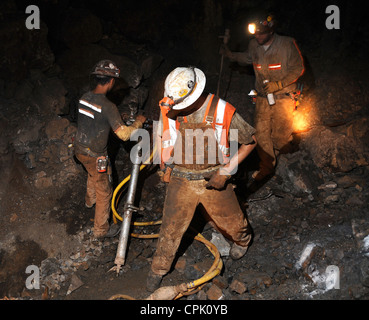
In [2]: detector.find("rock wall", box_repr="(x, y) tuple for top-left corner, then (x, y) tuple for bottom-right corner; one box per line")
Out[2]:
(1, 0), (368, 191)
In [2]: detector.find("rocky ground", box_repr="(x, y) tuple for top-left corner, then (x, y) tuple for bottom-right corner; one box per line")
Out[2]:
(1, 66), (368, 301)
(1, 0), (369, 303)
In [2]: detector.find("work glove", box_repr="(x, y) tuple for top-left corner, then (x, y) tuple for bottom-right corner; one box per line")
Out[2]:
(204, 168), (231, 190)
(163, 166), (172, 183)
(158, 166), (173, 183)
(263, 80), (283, 93)
(135, 114), (147, 125)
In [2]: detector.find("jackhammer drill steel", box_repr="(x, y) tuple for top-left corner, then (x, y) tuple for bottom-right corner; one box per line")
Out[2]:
(114, 210), (133, 266)
(114, 146), (142, 269)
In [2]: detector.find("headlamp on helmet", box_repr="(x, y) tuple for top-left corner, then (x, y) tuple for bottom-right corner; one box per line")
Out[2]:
(247, 14), (275, 35)
(163, 67), (206, 110)
(248, 23), (256, 34)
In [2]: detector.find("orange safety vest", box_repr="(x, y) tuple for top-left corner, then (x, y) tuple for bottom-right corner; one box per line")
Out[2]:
(159, 94), (235, 166)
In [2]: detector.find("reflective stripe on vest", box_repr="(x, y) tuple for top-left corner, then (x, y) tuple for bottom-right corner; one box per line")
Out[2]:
(213, 98), (230, 158)
(160, 104), (186, 164)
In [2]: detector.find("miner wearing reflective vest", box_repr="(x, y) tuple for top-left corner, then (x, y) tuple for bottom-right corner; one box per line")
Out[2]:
(222, 12), (305, 181)
(146, 67), (257, 292)
(74, 60), (146, 239)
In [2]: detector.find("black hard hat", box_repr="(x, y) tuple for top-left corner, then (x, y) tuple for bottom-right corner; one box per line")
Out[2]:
(91, 60), (120, 78)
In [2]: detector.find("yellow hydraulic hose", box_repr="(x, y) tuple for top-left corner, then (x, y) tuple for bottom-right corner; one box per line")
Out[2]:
(174, 232), (223, 300)
(111, 164), (147, 225)
(109, 145), (223, 300)
(111, 144), (156, 225)
(108, 232), (222, 301)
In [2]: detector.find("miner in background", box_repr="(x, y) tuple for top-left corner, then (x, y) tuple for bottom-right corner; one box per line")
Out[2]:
(147, 67), (257, 292)
(222, 12), (305, 182)
(74, 60), (146, 239)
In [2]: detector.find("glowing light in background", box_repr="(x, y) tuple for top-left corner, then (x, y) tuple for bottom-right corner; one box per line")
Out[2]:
(292, 99), (315, 133)
(293, 109), (310, 132)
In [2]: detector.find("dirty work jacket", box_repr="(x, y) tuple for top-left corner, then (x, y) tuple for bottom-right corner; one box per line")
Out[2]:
(230, 33), (305, 96)
(75, 91), (125, 157)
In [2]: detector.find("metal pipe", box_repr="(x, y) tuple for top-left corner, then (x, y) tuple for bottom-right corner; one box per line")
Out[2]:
(114, 144), (142, 274)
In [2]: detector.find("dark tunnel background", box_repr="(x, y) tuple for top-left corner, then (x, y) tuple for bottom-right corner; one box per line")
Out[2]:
(2, 0), (368, 110)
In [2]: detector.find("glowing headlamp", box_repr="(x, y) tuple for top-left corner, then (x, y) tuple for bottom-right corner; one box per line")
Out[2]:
(248, 23), (256, 34)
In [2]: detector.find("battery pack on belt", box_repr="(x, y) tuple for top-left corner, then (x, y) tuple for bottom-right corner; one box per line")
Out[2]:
(97, 156), (108, 173)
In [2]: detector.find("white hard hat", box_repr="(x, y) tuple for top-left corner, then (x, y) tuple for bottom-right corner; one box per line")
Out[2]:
(164, 67), (206, 110)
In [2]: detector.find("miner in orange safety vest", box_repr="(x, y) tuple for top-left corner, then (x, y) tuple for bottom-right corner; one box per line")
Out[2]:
(146, 67), (257, 292)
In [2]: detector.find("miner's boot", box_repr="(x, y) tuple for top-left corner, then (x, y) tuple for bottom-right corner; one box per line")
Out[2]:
(146, 270), (163, 292)
(230, 243), (248, 260)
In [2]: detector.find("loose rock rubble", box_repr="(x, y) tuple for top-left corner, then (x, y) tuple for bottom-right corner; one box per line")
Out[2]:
(39, 230), (117, 296)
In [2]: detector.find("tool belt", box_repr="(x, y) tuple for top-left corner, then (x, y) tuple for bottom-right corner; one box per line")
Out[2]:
(74, 143), (106, 158)
(258, 93), (290, 100)
(75, 143), (111, 174)
(171, 165), (220, 181)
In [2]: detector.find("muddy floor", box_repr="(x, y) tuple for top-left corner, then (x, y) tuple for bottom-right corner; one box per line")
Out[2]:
(1, 132), (369, 302)
(1, 70), (369, 303)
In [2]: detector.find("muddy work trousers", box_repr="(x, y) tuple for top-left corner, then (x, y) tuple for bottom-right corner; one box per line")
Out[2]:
(254, 96), (295, 176)
(75, 153), (112, 237)
(151, 176), (252, 276)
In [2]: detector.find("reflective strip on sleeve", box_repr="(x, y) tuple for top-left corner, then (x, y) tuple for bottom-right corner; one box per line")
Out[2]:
(79, 108), (94, 119)
(79, 100), (102, 113)
(268, 64), (282, 70)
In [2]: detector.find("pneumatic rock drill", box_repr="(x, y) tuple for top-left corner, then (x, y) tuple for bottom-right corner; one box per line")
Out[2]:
(110, 141), (143, 275)
(110, 109), (153, 275)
